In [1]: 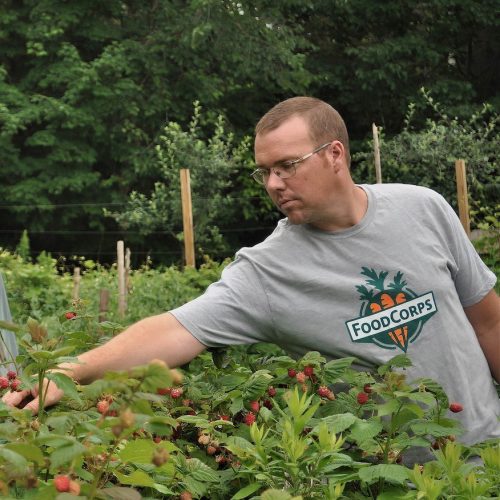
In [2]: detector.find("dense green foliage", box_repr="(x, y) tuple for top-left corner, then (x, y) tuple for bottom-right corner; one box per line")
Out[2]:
(1, 1), (498, 264)
(0, 257), (499, 498)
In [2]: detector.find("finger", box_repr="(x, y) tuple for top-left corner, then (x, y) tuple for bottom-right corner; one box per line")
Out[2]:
(1, 389), (32, 407)
(23, 397), (41, 415)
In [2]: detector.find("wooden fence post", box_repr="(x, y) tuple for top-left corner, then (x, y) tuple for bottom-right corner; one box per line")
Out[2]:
(117, 240), (127, 318)
(180, 168), (195, 267)
(99, 288), (109, 323)
(372, 123), (382, 184)
(125, 247), (131, 292)
(72, 267), (81, 301)
(455, 159), (471, 237)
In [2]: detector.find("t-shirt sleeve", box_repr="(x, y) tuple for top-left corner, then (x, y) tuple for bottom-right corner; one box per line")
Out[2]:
(438, 195), (497, 307)
(170, 256), (274, 347)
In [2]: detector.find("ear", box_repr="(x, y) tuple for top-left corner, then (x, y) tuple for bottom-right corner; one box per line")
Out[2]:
(329, 140), (346, 172)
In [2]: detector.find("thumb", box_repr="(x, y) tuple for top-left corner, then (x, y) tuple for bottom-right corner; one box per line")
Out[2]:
(1, 388), (32, 408)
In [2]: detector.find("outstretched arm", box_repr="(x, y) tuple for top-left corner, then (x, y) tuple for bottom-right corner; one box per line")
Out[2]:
(465, 289), (500, 384)
(2, 312), (206, 413)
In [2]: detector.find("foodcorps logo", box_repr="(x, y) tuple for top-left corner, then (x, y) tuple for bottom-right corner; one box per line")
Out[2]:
(345, 268), (437, 352)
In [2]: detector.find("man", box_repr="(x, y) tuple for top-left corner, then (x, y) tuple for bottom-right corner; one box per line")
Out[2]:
(3, 97), (500, 446)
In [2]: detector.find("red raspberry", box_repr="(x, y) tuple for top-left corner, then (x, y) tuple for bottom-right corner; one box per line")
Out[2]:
(157, 387), (171, 395)
(179, 492), (193, 500)
(7, 370), (17, 380)
(170, 388), (184, 399)
(249, 400), (260, 413)
(296, 371), (307, 383)
(263, 399), (273, 410)
(449, 402), (463, 413)
(317, 386), (330, 398)
(219, 415), (230, 421)
(0, 377), (9, 389)
(356, 392), (369, 404)
(96, 399), (110, 415)
(303, 366), (314, 377)
(153, 436), (162, 443)
(267, 386), (277, 397)
(54, 475), (71, 492)
(363, 384), (373, 393)
(243, 412), (256, 425)
(206, 445), (217, 455)
(287, 368), (297, 378)
(64, 312), (77, 320)
(9, 379), (21, 391)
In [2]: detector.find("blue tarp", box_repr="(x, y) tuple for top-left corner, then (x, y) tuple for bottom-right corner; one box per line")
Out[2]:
(0, 273), (18, 376)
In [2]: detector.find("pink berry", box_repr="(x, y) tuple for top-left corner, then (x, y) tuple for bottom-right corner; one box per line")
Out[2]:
(0, 377), (9, 389)
(249, 400), (260, 413)
(449, 402), (463, 413)
(363, 384), (373, 393)
(317, 386), (330, 398)
(296, 371), (306, 383)
(54, 475), (71, 492)
(357, 392), (369, 404)
(64, 312), (77, 320)
(157, 387), (171, 395)
(244, 412), (256, 425)
(267, 386), (277, 397)
(7, 370), (16, 380)
(96, 400), (110, 415)
(303, 366), (314, 377)
(170, 388), (184, 399)
(9, 379), (21, 391)
(288, 368), (297, 378)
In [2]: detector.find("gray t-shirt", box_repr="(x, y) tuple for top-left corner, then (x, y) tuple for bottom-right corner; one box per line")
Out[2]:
(172, 184), (499, 445)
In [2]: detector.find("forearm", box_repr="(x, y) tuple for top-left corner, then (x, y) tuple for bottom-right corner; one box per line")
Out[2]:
(61, 312), (206, 384)
(465, 290), (500, 384)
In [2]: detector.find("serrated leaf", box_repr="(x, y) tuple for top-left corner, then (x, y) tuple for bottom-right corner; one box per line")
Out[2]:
(225, 436), (257, 457)
(46, 372), (82, 404)
(183, 475), (208, 497)
(376, 399), (401, 417)
(358, 464), (409, 484)
(186, 457), (219, 482)
(377, 354), (412, 375)
(118, 439), (155, 464)
(241, 370), (272, 401)
(349, 419), (383, 444)
(0, 447), (28, 471)
(50, 441), (86, 468)
(98, 486), (142, 499)
(410, 421), (463, 437)
(261, 489), (302, 500)
(231, 482), (262, 499)
(113, 469), (155, 487)
(3, 443), (44, 466)
(177, 414), (210, 425)
(323, 357), (357, 381)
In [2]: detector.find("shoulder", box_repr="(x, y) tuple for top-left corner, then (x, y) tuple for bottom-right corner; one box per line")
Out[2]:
(364, 183), (450, 210)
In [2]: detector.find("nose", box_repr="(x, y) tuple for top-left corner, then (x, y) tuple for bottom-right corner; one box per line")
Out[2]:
(265, 169), (286, 191)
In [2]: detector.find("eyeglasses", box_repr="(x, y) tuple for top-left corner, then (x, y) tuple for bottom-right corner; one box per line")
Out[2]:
(250, 142), (331, 185)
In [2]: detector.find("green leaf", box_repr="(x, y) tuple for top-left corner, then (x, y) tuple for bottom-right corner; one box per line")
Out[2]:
(231, 482), (262, 499)
(261, 489), (303, 500)
(376, 399), (401, 417)
(113, 469), (155, 487)
(225, 436), (257, 457)
(46, 372), (82, 404)
(3, 443), (44, 466)
(349, 419), (384, 444)
(0, 447), (28, 471)
(50, 441), (86, 468)
(186, 457), (220, 482)
(98, 486), (142, 499)
(118, 439), (156, 464)
(377, 354), (412, 375)
(323, 357), (357, 381)
(241, 370), (273, 401)
(358, 464), (409, 485)
(410, 421), (463, 437)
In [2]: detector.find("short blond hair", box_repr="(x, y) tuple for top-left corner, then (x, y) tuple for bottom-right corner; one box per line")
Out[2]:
(255, 96), (350, 165)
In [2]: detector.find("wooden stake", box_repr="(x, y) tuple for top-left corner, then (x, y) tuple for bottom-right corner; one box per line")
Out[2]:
(180, 168), (195, 267)
(72, 267), (81, 301)
(125, 247), (131, 292)
(98, 288), (109, 323)
(117, 240), (127, 318)
(372, 123), (382, 184)
(455, 159), (471, 237)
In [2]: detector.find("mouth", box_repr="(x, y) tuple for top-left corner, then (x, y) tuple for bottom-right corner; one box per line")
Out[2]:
(278, 199), (297, 210)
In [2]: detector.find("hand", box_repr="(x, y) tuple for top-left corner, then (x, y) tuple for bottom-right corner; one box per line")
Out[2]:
(2, 379), (65, 414)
